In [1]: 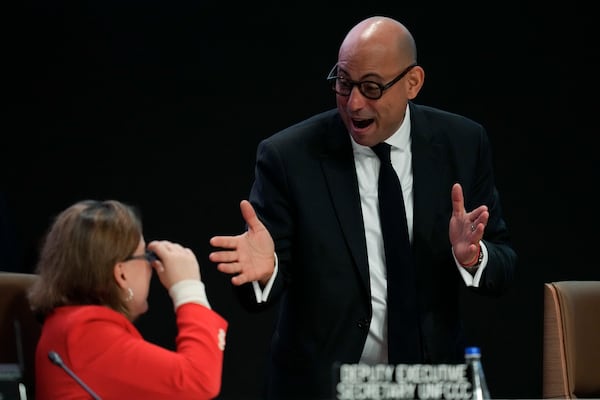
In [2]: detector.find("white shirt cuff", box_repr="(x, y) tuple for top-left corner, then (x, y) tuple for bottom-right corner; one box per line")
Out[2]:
(168, 280), (211, 311)
(454, 241), (488, 287)
(252, 252), (278, 303)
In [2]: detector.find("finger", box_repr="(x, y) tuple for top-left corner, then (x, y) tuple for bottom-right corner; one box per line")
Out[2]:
(468, 242), (479, 254)
(216, 262), (241, 275)
(231, 273), (249, 286)
(470, 208), (489, 228)
(209, 250), (238, 263)
(480, 211), (489, 226)
(470, 205), (488, 218)
(210, 236), (239, 249)
(474, 214), (489, 237)
(240, 200), (261, 231)
(152, 261), (165, 273)
(451, 183), (465, 216)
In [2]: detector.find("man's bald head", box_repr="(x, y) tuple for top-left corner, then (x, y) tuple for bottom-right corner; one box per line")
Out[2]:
(339, 16), (417, 65)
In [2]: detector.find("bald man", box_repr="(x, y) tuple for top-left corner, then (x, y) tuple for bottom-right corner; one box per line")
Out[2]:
(211, 15), (517, 400)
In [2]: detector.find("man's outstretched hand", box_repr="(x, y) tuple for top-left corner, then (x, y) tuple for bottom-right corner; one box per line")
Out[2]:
(209, 200), (275, 286)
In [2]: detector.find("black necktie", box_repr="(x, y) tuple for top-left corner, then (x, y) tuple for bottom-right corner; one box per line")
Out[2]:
(371, 142), (422, 364)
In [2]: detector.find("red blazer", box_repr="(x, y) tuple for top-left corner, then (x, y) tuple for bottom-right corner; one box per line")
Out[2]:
(35, 303), (228, 400)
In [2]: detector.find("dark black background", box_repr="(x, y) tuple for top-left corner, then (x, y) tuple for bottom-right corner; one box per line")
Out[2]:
(2, 1), (598, 399)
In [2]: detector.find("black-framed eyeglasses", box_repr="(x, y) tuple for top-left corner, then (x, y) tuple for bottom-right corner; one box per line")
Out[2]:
(326, 63), (418, 100)
(123, 249), (160, 263)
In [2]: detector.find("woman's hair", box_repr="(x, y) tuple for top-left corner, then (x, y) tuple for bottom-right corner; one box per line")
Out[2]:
(28, 199), (143, 320)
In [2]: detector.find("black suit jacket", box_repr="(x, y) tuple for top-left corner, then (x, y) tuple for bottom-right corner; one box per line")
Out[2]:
(240, 102), (517, 400)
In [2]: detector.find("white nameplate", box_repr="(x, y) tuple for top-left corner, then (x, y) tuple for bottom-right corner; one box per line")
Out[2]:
(335, 363), (473, 400)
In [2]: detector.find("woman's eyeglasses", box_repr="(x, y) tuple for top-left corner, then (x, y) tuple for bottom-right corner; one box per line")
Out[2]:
(123, 250), (160, 263)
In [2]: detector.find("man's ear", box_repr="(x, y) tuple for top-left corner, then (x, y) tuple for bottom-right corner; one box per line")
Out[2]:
(406, 65), (425, 100)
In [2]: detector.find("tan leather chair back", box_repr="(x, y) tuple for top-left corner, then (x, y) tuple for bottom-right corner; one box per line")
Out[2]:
(543, 281), (600, 398)
(0, 272), (41, 398)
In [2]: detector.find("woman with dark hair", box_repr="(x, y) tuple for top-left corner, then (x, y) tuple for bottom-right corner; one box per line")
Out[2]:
(29, 199), (227, 400)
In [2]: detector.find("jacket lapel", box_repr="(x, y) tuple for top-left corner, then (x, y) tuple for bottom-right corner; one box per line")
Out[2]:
(320, 113), (371, 294)
(410, 103), (445, 246)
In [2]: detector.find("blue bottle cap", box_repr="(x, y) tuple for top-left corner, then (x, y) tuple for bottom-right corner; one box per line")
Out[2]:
(465, 346), (481, 355)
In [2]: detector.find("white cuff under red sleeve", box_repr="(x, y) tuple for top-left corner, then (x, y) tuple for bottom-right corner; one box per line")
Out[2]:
(168, 280), (211, 311)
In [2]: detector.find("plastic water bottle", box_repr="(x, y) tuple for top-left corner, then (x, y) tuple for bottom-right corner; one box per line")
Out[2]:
(465, 346), (491, 400)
